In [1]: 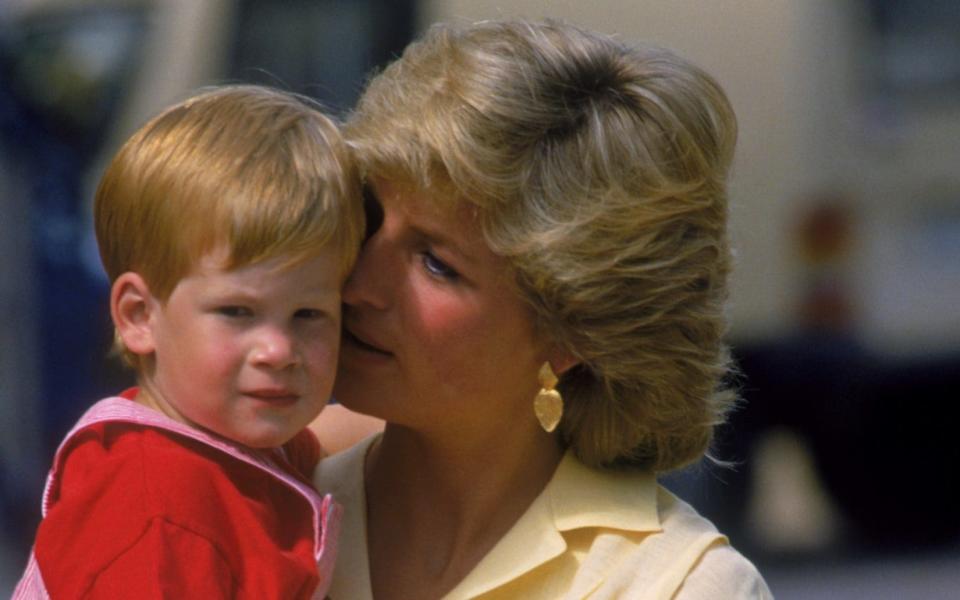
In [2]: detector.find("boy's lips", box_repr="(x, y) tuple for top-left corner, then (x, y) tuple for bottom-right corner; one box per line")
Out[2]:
(243, 388), (299, 403)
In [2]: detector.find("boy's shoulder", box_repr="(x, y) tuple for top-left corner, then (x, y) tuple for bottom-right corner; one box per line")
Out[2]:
(34, 420), (320, 597)
(48, 418), (315, 524)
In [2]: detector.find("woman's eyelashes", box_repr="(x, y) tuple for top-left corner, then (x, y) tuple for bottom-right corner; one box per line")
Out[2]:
(420, 250), (460, 281)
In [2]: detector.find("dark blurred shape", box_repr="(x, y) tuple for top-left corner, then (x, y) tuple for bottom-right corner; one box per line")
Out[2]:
(0, 4), (149, 152)
(866, 0), (960, 97)
(0, 1), (151, 562)
(227, 0), (417, 114)
(679, 190), (960, 560)
(0, 2), (150, 460)
(732, 340), (960, 552)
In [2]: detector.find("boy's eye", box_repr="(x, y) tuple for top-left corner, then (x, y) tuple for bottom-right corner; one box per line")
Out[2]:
(294, 308), (325, 320)
(420, 251), (459, 281)
(216, 306), (252, 318)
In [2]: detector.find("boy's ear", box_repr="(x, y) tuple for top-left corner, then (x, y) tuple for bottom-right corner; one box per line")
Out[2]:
(111, 272), (158, 356)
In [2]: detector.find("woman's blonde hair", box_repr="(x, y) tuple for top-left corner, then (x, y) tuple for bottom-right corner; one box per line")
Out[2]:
(346, 19), (738, 472)
(96, 84), (364, 366)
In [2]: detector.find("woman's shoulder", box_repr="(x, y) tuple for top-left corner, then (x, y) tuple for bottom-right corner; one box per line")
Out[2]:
(461, 455), (770, 599)
(543, 462), (771, 599)
(654, 487), (773, 599)
(674, 542), (773, 599)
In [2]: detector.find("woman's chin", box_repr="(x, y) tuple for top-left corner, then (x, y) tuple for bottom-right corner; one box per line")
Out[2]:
(331, 380), (386, 418)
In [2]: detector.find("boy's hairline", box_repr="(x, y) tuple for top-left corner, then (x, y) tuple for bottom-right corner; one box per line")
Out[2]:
(131, 234), (355, 302)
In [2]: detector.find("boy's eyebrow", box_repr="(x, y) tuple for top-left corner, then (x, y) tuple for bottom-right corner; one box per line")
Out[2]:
(297, 282), (343, 297)
(205, 288), (340, 303)
(203, 275), (341, 297)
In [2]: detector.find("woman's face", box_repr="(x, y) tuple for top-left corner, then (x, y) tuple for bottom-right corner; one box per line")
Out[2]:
(334, 178), (548, 436)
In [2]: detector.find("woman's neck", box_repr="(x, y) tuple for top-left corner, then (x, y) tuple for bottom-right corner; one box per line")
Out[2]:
(363, 422), (563, 600)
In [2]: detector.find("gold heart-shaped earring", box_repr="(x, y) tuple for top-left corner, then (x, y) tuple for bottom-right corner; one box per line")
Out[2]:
(534, 362), (563, 433)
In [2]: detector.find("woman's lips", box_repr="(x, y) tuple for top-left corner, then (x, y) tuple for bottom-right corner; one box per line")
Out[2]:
(343, 327), (392, 356)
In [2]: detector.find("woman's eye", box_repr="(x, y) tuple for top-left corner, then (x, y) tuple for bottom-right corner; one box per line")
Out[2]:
(420, 251), (459, 281)
(216, 306), (252, 318)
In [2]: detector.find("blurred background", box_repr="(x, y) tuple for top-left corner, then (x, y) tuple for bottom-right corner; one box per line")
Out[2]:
(1, 0), (958, 597)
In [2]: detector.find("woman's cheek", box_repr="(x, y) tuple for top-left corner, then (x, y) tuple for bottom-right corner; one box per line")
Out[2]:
(414, 291), (480, 345)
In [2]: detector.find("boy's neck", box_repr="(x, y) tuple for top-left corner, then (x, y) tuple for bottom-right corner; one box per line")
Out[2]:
(132, 383), (191, 428)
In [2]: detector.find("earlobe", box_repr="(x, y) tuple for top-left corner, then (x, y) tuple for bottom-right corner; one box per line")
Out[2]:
(546, 347), (580, 378)
(111, 272), (157, 356)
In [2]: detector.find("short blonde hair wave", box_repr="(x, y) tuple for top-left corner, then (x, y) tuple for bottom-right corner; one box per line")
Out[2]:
(96, 84), (364, 366)
(346, 20), (738, 472)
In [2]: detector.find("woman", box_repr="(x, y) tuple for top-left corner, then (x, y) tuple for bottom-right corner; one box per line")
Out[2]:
(312, 19), (771, 599)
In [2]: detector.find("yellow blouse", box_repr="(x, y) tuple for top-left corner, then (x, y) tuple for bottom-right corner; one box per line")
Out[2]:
(314, 435), (772, 599)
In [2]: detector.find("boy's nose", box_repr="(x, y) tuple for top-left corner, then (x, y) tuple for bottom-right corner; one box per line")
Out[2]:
(251, 328), (298, 369)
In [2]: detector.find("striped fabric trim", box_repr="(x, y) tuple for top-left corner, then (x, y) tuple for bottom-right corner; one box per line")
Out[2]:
(11, 551), (49, 599)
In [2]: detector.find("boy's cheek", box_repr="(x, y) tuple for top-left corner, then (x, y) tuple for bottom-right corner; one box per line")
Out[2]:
(308, 347), (340, 390)
(309, 344), (340, 373)
(307, 325), (342, 357)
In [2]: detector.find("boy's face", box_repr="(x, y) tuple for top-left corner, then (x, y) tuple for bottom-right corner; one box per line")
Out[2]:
(141, 245), (342, 448)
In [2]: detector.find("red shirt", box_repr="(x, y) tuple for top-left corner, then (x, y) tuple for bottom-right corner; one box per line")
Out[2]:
(17, 393), (339, 599)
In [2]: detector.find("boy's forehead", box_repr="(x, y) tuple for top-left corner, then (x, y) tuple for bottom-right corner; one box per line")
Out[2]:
(192, 242), (234, 270)
(189, 243), (343, 286)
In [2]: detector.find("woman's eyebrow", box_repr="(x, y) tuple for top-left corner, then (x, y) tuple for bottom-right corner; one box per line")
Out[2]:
(412, 223), (479, 266)
(369, 177), (481, 265)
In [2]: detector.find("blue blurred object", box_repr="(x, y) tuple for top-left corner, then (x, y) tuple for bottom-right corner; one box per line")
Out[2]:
(0, 3), (148, 456)
(0, 6), (148, 558)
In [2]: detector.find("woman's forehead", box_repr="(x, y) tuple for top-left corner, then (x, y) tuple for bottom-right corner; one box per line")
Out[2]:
(370, 176), (501, 265)
(370, 177), (475, 226)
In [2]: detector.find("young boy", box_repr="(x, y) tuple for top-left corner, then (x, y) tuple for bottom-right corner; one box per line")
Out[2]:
(14, 85), (364, 599)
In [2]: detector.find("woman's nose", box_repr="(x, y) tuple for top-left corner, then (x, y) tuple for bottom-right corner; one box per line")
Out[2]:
(342, 233), (391, 311)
